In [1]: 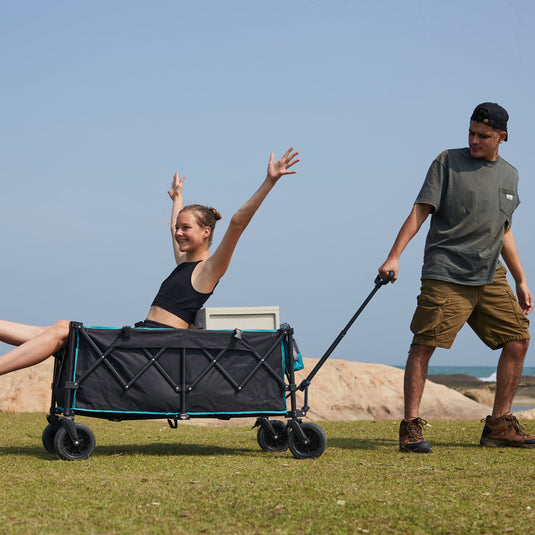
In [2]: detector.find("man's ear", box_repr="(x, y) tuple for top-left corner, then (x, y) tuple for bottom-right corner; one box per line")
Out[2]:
(499, 130), (507, 143)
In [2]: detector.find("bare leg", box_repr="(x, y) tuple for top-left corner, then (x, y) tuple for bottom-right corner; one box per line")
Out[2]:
(492, 339), (530, 418)
(404, 344), (436, 420)
(0, 320), (48, 346)
(0, 320), (70, 376)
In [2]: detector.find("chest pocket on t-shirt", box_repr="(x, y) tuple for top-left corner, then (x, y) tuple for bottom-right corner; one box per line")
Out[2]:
(499, 188), (516, 227)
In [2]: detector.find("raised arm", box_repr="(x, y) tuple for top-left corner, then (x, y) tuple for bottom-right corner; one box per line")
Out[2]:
(194, 148), (300, 292)
(501, 227), (533, 314)
(168, 172), (186, 265)
(378, 202), (433, 282)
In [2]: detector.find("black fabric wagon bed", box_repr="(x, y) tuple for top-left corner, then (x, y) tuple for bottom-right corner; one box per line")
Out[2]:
(53, 323), (288, 419)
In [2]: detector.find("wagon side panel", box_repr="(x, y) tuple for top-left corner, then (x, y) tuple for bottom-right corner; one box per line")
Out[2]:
(68, 327), (287, 418)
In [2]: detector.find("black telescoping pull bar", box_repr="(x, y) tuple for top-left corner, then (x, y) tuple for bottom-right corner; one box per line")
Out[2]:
(298, 271), (394, 390)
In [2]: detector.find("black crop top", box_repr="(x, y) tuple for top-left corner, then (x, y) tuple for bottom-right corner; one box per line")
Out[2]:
(151, 261), (213, 324)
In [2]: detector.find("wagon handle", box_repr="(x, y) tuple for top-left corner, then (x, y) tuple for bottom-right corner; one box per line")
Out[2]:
(374, 270), (395, 286)
(298, 271), (394, 390)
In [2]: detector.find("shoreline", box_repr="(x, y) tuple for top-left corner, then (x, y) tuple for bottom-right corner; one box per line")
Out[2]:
(428, 373), (535, 410)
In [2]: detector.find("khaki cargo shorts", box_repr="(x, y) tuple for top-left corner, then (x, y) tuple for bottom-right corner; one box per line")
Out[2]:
(410, 267), (530, 349)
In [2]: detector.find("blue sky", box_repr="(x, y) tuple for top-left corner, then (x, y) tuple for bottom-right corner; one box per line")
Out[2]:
(1, 0), (534, 367)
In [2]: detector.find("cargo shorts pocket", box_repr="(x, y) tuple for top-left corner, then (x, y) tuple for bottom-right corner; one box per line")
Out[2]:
(505, 287), (530, 329)
(410, 286), (448, 337)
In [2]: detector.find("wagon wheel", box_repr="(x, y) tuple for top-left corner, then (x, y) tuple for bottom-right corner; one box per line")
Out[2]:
(42, 424), (59, 454)
(53, 424), (96, 461)
(257, 420), (289, 452)
(288, 422), (327, 459)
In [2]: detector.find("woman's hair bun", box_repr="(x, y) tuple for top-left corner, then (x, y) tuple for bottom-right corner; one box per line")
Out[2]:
(211, 207), (222, 221)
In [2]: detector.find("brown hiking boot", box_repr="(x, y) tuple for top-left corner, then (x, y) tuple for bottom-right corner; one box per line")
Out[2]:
(480, 412), (535, 448)
(399, 417), (433, 453)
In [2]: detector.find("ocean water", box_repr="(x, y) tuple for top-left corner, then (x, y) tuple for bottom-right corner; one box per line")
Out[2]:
(394, 365), (535, 383)
(393, 365), (535, 413)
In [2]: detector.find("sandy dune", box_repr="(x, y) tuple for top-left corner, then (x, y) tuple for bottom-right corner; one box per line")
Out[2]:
(0, 357), (497, 422)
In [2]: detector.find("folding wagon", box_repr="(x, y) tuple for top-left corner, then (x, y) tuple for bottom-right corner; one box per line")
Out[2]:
(43, 273), (392, 461)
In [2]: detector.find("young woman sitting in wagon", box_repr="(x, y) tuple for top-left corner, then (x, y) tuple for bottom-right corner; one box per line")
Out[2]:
(0, 148), (299, 376)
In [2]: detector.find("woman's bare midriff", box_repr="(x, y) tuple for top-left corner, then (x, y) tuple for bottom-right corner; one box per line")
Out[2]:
(146, 306), (190, 329)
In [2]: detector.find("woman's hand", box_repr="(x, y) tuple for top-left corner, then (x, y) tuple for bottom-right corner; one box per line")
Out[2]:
(267, 147), (300, 182)
(168, 172), (185, 201)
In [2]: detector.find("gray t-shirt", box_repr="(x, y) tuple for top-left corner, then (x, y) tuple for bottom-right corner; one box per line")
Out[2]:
(416, 148), (519, 285)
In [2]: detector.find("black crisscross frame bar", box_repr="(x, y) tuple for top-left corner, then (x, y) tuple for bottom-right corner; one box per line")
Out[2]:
(75, 327), (183, 393)
(60, 323), (289, 419)
(191, 336), (287, 393)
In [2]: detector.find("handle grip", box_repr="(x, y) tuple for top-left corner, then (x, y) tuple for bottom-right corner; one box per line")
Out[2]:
(374, 271), (394, 286)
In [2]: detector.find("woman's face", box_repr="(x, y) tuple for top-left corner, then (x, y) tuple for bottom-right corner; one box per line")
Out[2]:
(175, 210), (210, 252)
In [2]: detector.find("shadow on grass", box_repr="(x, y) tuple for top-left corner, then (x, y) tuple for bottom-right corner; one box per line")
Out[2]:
(327, 436), (483, 450)
(0, 446), (62, 460)
(328, 436), (398, 450)
(94, 441), (258, 457)
(0, 441), (260, 460)
(0, 438), (484, 462)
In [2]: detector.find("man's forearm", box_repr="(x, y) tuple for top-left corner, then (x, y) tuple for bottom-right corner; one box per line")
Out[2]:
(501, 229), (527, 284)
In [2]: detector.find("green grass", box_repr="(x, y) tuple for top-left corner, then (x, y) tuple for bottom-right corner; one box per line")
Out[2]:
(1, 414), (535, 534)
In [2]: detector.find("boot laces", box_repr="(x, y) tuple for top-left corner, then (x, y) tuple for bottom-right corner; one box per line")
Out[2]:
(481, 414), (528, 436)
(508, 414), (527, 436)
(406, 417), (427, 441)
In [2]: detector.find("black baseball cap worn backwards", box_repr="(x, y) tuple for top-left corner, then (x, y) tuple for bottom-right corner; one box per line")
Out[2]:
(471, 102), (509, 141)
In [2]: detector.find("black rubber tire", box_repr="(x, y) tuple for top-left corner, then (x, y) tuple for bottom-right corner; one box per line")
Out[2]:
(42, 424), (58, 454)
(288, 422), (327, 459)
(53, 424), (96, 461)
(257, 420), (289, 452)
